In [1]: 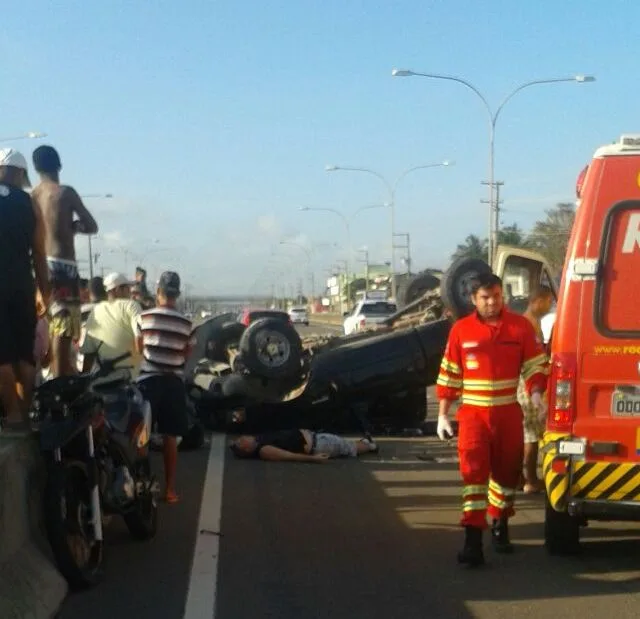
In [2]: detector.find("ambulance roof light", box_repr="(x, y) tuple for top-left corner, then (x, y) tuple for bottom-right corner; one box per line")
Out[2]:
(619, 135), (640, 149)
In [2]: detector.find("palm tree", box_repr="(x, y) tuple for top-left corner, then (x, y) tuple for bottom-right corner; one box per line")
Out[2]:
(451, 234), (487, 262)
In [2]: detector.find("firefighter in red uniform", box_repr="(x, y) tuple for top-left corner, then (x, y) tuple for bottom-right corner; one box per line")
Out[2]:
(436, 272), (548, 566)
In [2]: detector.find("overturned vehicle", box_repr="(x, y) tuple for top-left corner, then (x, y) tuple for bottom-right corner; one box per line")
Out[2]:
(186, 246), (557, 435)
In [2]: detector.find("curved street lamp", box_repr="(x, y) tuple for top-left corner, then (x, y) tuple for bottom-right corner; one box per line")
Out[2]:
(391, 68), (595, 265)
(325, 161), (452, 299)
(0, 131), (47, 143)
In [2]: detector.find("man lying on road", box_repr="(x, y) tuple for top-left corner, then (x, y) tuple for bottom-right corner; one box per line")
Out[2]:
(230, 428), (378, 462)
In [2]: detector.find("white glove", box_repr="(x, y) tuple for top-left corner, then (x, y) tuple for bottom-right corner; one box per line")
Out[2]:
(437, 415), (454, 441)
(531, 392), (547, 423)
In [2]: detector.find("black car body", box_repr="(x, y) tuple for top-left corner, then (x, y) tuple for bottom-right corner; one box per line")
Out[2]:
(186, 312), (451, 434)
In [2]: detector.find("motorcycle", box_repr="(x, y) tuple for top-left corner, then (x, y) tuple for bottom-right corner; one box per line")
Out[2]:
(30, 351), (159, 590)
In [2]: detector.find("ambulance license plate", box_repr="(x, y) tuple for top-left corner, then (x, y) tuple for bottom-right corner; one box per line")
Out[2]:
(558, 440), (585, 456)
(611, 389), (640, 417)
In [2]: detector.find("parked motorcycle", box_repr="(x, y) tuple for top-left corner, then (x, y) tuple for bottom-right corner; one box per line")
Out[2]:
(30, 351), (158, 590)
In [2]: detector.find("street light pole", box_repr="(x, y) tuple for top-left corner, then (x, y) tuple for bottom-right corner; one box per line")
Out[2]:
(391, 68), (595, 266)
(325, 161), (452, 300)
(80, 194), (113, 278)
(299, 207), (352, 309)
(0, 131), (47, 143)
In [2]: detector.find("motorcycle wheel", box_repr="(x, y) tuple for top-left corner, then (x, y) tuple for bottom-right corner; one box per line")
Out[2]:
(44, 462), (105, 590)
(123, 457), (158, 541)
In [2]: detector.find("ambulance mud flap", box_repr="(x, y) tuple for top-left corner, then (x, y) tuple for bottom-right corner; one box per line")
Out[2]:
(540, 432), (572, 511)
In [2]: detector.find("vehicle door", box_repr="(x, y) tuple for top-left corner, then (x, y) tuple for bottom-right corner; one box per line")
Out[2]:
(492, 244), (558, 310)
(576, 201), (640, 465)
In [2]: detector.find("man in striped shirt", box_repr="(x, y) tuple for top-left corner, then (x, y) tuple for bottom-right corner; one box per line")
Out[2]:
(136, 271), (195, 504)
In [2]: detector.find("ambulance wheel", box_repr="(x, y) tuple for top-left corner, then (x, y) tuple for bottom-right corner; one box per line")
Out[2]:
(544, 496), (581, 555)
(440, 257), (492, 318)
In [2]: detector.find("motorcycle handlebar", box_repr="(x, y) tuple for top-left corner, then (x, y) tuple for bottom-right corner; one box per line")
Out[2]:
(110, 352), (132, 365)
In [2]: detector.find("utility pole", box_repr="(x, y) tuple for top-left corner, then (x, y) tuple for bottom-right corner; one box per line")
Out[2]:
(481, 180), (504, 265)
(393, 233), (412, 275)
(309, 272), (315, 304)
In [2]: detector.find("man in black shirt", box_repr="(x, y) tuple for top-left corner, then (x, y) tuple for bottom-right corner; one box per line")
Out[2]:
(0, 148), (50, 429)
(230, 428), (378, 462)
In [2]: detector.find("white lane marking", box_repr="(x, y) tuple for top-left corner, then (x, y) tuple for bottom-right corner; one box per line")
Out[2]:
(183, 433), (226, 619)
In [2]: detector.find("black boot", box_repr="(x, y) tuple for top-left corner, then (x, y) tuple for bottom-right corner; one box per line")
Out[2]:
(491, 518), (514, 554)
(457, 526), (485, 567)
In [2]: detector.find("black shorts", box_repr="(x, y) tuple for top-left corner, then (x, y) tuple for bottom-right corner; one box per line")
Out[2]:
(138, 374), (189, 437)
(0, 288), (36, 366)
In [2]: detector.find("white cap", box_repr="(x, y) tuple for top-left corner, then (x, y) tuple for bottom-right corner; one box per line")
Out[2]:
(0, 148), (31, 187)
(104, 272), (134, 292)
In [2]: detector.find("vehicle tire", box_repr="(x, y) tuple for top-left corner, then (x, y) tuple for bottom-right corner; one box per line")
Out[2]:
(44, 462), (105, 590)
(397, 272), (440, 308)
(185, 313), (238, 375)
(206, 322), (246, 363)
(440, 257), (492, 318)
(124, 457), (158, 541)
(544, 496), (580, 555)
(239, 317), (302, 380)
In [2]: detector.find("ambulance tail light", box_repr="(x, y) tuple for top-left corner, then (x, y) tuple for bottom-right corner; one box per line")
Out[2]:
(548, 352), (577, 432)
(359, 316), (366, 329)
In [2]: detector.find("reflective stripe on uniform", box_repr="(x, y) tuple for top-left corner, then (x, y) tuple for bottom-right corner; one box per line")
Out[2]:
(440, 357), (461, 375)
(488, 478), (515, 510)
(522, 353), (548, 380)
(437, 375), (463, 389)
(463, 377), (519, 391)
(463, 499), (488, 512)
(462, 484), (488, 497)
(461, 393), (518, 407)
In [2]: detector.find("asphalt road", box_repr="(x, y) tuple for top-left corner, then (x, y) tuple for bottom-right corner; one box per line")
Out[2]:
(57, 434), (640, 619)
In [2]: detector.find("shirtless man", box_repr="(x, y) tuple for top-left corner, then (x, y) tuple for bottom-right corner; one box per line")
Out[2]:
(31, 145), (98, 377)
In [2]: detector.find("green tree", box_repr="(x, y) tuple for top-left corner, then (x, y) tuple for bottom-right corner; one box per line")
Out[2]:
(525, 203), (575, 276)
(451, 234), (487, 262)
(497, 223), (527, 247)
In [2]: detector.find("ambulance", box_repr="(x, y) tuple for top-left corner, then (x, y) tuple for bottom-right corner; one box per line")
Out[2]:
(517, 134), (640, 555)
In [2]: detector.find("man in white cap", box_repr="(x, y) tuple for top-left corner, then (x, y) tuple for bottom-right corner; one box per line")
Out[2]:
(0, 148), (50, 430)
(79, 272), (143, 384)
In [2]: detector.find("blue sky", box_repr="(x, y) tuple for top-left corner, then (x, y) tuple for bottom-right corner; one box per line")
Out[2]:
(2, 0), (638, 294)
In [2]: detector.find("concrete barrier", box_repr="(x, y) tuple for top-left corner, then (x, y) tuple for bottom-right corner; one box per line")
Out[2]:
(0, 432), (68, 619)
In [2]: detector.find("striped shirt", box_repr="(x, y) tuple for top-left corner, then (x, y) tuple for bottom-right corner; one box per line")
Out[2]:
(136, 306), (195, 379)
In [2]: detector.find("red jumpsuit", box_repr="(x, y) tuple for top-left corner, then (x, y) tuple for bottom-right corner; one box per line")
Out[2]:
(436, 309), (548, 529)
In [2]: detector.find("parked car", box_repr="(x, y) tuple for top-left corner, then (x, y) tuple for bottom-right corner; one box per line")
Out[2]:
(238, 308), (291, 327)
(343, 300), (397, 335)
(288, 306), (309, 325)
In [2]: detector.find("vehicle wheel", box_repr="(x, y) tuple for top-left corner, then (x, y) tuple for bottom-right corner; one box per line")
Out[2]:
(44, 462), (105, 590)
(239, 317), (302, 380)
(184, 313), (238, 375)
(440, 257), (492, 318)
(124, 457), (158, 541)
(397, 272), (440, 308)
(206, 322), (246, 363)
(544, 496), (580, 555)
